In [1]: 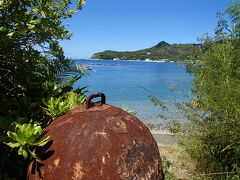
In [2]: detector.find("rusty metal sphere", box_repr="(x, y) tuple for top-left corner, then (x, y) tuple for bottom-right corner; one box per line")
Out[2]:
(28, 93), (164, 180)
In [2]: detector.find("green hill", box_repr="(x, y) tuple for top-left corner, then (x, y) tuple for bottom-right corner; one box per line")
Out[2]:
(91, 41), (202, 61)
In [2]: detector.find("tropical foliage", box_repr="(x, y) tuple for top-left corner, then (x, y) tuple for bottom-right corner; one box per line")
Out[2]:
(6, 122), (50, 160)
(173, 1), (240, 179)
(0, 0), (87, 179)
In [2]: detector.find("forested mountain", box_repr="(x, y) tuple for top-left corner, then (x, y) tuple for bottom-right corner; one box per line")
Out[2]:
(91, 41), (203, 61)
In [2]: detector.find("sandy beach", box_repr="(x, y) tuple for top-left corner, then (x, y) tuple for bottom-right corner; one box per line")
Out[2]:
(150, 130), (179, 146)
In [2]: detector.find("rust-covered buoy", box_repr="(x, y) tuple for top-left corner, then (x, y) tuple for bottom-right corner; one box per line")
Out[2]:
(28, 93), (164, 180)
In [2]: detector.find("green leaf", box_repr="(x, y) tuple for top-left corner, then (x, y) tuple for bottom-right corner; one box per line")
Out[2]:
(18, 146), (28, 159)
(30, 19), (41, 25)
(30, 136), (50, 146)
(27, 23), (35, 30)
(5, 142), (20, 148)
(41, 10), (46, 18)
(7, 32), (14, 37)
(32, 8), (39, 14)
(29, 150), (41, 161)
(7, 131), (17, 140)
(22, 149), (28, 159)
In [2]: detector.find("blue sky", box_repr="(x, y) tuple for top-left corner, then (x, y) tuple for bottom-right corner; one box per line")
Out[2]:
(61, 0), (233, 59)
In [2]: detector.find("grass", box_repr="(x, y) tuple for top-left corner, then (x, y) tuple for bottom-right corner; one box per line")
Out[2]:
(159, 145), (197, 180)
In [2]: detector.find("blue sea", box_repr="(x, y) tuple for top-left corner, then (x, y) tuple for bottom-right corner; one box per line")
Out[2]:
(74, 60), (193, 126)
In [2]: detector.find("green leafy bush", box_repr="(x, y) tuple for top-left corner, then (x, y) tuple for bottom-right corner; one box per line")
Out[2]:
(42, 92), (85, 118)
(0, 0), (87, 179)
(152, 2), (240, 179)
(181, 39), (240, 180)
(5, 122), (50, 160)
(176, 2), (240, 179)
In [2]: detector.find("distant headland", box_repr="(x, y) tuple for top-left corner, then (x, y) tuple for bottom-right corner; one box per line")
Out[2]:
(91, 41), (204, 62)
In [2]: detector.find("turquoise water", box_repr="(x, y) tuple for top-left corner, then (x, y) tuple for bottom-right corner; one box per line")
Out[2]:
(74, 59), (193, 126)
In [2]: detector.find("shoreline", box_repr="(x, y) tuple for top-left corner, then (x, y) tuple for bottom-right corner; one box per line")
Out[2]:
(147, 126), (179, 146)
(79, 58), (188, 63)
(151, 133), (179, 146)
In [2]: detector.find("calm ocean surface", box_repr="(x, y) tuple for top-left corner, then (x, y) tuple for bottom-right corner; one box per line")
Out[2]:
(74, 59), (193, 126)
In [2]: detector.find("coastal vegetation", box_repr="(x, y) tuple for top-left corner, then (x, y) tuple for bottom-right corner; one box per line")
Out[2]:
(91, 41), (205, 62)
(0, 0), (87, 179)
(165, 1), (240, 179)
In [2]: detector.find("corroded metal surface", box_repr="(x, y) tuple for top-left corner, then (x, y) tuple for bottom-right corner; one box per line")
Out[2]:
(28, 93), (164, 180)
